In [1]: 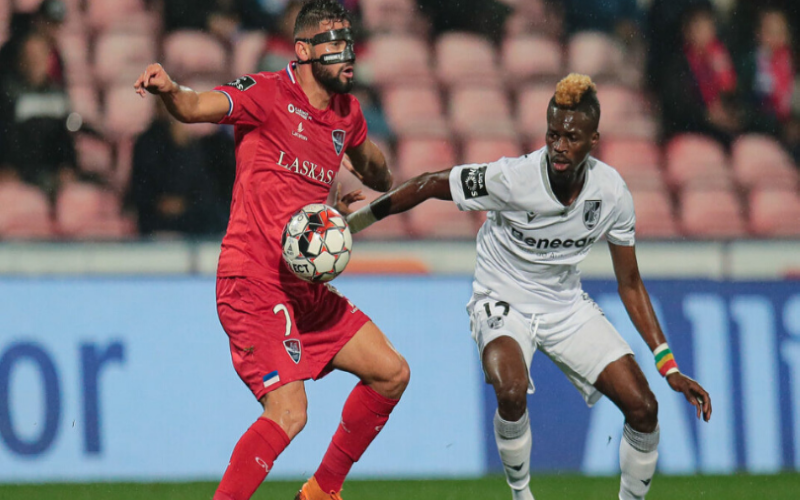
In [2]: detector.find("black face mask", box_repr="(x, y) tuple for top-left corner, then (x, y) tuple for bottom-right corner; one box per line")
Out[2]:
(295, 28), (355, 66)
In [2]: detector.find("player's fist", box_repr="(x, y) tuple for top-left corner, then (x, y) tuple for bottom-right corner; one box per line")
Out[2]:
(134, 63), (177, 97)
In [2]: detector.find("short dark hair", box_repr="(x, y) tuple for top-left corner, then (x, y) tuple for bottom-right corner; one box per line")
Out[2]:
(293, 0), (351, 38)
(548, 73), (601, 129)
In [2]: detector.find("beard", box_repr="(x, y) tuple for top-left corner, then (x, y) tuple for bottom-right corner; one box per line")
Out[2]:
(312, 62), (353, 94)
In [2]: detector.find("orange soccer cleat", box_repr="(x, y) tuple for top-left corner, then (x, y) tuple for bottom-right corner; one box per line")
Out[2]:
(294, 477), (343, 500)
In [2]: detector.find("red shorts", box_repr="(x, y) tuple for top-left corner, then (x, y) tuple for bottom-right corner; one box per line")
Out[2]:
(216, 276), (371, 400)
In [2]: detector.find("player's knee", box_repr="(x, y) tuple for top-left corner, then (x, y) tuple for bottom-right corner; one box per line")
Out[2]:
(626, 391), (659, 432)
(494, 379), (528, 418)
(385, 355), (411, 399)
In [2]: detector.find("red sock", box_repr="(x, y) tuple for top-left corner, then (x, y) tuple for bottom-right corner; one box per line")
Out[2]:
(214, 417), (290, 500)
(314, 382), (400, 493)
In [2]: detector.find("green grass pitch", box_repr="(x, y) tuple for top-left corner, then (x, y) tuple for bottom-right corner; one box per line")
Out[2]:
(3, 474), (800, 500)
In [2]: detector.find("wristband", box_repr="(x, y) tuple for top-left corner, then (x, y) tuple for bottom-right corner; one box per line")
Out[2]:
(346, 205), (377, 234)
(653, 343), (679, 377)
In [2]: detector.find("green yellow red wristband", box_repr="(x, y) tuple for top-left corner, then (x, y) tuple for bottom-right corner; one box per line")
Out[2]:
(654, 343), (679, 377)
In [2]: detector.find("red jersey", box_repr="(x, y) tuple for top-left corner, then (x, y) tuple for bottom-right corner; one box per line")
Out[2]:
(213, 63), (368, 281)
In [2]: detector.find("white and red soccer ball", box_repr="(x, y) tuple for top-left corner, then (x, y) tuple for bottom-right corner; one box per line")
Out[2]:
(281, 204), (352, 282)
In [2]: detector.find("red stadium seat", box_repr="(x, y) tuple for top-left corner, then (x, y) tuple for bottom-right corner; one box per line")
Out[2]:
(12, 0), (42, 12)
(58, 33), (92, 85)
(596, 85), (656, 139)
(449, 86), (516, 138)
(501, 35), (562, 86)
(75, 134), (114, 178)
(382, 85), (449, 136)
(731, 134), (799, 189)
(679, 188), (747, 238)
(0, 181), (54, 239)
(600, 139), (665, 189)
(407, 200), (479, 239)
(748, 187), (800, 236)
(364, 34), (433, 87)
(68, 84), (102, 127)
(436, 32), (500, 87)
(567, 32), (624, 80)
(94, 33), (157, 85)
(397, 137), (457, 179)
(55, 182), (132, 239)
(232, 32), (267, 77)
(516, 84), (553, 141)
(104, 85), (154, 138)
(87, 0), (155, 33)
(629, 188), (679, 238)
(163, 31), (229, 80)
(361, 0), (419, 34)
(462, 138), (523, 165)
(665, 134), (732, 189)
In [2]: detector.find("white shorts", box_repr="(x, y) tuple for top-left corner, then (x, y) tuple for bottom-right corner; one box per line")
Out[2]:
(467, 292), (634, 406)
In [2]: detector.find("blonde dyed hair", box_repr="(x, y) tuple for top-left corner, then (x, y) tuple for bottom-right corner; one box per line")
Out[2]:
(554, 73), (597, 108)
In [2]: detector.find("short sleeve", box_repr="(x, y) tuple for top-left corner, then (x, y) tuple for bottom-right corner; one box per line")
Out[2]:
(213, 74), (273, 126)
(606, 184), (636, 246)
(449, 157), (516, 212)
(348, 97), (368, 149)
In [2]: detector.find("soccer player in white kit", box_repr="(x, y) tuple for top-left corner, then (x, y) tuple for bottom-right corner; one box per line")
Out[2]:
(345, 74), (712, 500)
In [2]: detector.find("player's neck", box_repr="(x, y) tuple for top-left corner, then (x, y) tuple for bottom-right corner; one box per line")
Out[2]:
(548, 161), (587, 207)
(295, 65), (332, 111)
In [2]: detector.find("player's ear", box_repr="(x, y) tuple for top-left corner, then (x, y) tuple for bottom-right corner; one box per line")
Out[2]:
(591, 131), (600, 151)
(295, 40), (311, 62)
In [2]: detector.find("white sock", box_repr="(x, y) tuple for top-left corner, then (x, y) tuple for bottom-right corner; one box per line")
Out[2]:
(619, 423), (659, 500)
(494, 410), (535, 500)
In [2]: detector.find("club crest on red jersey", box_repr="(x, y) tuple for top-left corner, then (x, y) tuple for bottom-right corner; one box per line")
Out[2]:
(283, 339), (301, 364)
(332, 129), (346, 156)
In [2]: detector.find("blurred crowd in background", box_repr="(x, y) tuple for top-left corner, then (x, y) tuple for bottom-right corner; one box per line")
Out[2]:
(0, 0), (798, 240)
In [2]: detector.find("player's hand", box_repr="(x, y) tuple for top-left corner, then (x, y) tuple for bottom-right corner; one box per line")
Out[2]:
(333, 183), (365, 216)
(667, 372), (712, 422)
(340, 154), (364, 182)
(134, 63), (178, 98)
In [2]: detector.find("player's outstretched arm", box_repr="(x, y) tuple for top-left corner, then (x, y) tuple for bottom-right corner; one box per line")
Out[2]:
(133, 63), (230, 124)
(345, 169), (452, 233)
(345, 139), (393, 192)
(609, 243), (712, 422)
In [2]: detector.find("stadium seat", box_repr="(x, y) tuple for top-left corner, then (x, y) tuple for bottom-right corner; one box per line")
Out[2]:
(407, 199), (479, 239)
(596, 85), (656, 139)
(567, 31), (624, 80)
(94, 33), (157, 85)
(748, 187), (800, 236)
(448, 86), (516, 138)
(599, 139), (665, 189)
(501, 35), (562, 86)
(435, 32), (500, 87)
(516, 84), (553, 141)
(87, 0), (154, 33)
(163, 31), (228, 80)
(731, 134), (800, 189)
(382, 85), (449, 136)
(0, 181), (54, 239)
(679, 188), (747, 238)
(68, 84), (102, 127)
(462, 138), (523, 165)
(75, 134), (114, 178)
(11, 0), (42, 12)
(232, 32), (267, 77)
(360, 0), (419, 34)
(55, 182), (131, 239)
(104, 85), (154, 138)
(665, 134), (732, 189)
(629, 188), (679, 238)
(58, 32), (92, 85)
(397, 137), (457, 178)
(364, 34), (433, 87)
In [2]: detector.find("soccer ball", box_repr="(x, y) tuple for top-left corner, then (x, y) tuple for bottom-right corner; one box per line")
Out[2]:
(281, 204), (353, 283)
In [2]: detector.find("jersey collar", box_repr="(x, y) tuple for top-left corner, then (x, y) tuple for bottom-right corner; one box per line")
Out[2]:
(540, 152), (595, 210)
(285, 62), (298, 84)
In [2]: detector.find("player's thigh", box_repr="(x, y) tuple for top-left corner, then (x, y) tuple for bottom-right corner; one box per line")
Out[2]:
(541, 312), (633, 406)
(330, 320), (409, 388)
(593, 354), (657, 421)
(216, 277), (312, 401)
(469, 296), (535, 393)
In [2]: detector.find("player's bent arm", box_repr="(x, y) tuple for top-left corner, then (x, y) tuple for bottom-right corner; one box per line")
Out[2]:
(608, 243), (667, 351)
(161, 87), (231, 124)
(346, 169), (452, 233)
(346, 139), (393, 192)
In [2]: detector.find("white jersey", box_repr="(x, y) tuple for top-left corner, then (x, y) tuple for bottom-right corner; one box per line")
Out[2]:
(449, 147), (635, 314)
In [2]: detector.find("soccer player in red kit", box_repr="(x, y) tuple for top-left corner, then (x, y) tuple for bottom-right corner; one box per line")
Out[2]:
(133, 2), (408, 499)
